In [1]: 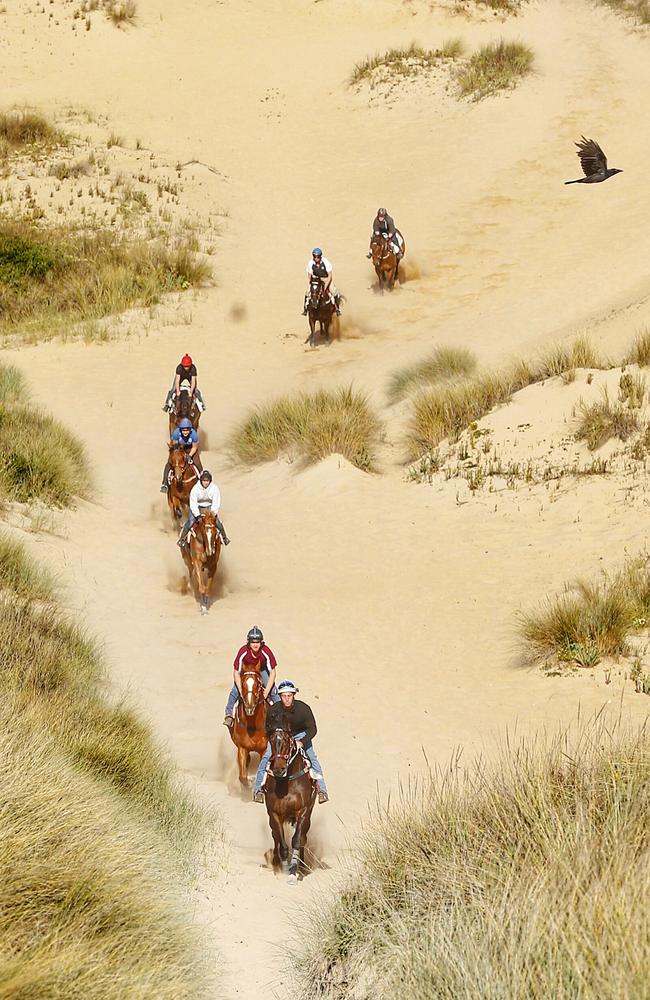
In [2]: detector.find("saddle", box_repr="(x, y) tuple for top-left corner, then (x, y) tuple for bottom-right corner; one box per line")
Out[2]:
(260, 746), (321, 791)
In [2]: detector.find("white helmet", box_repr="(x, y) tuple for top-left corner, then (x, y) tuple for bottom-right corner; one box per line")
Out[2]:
(277, 679), (298, 695)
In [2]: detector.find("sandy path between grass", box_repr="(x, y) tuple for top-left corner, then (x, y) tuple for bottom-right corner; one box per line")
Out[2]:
(5, 0), (650, 996)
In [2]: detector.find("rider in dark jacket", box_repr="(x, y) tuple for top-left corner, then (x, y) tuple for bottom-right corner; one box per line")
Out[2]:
(367, 207), (402, 258)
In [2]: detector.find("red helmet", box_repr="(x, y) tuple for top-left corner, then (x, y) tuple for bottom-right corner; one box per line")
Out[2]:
(181, 354), (192, 367)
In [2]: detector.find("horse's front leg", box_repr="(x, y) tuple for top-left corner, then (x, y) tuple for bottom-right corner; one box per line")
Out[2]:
(237, 746), (249, 786)
(193, 556), (208, 614)
(268, 809), (286, 872)
(288, 805), (311, 882)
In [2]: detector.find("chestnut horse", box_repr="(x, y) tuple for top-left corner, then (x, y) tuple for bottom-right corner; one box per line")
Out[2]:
(370, 231), (405, 291)
(229, 669), (268, 786)
(306, 276), (336, 346)
(181, 510), (222, 614)
(263, 725), (316, 883)
(166, 443), (199, 521)
(169, 388), (201, 437)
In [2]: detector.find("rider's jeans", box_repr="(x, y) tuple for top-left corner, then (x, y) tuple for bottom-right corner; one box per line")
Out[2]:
(225, 669), (279, 714)
(253, 737), (327, 795)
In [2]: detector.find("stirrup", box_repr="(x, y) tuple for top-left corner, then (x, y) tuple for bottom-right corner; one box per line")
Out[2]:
(223, 716), (234, 729)
(318, 791), (329, 804)
(253, 790), (264, 804)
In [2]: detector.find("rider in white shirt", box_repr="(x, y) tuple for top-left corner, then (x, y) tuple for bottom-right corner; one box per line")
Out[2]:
(177, 470), (230, 547)
(302, 247), (341, 316)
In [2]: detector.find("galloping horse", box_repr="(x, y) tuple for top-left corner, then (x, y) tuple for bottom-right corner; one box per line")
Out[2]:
(169, 387), (201, 437)
(370, 231), (405, 291)
(263, 725), (316, 883)
(181, 509), (222, 614)
(306, 276), (336, 346)
(166, 443), (199, 521)
(229, 669), (268, 786)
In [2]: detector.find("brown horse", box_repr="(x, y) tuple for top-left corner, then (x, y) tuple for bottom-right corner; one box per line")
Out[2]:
(169, 389), (201, 437)
(229, 669), (268, 786)
(181, 510), (222, 614)
(306, 276), (336, 346)
(370, 231), (405, 291)
(263, 725), (316, 883)
(166, 443), (199, 521)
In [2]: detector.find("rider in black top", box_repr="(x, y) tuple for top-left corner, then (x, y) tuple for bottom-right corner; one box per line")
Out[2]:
(367, 207), (402, 258)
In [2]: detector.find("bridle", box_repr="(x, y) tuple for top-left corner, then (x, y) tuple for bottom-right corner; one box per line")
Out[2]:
(269, 727), (298, 777)
(371, 234), (392, 264)
(240, 669), (263, 716)
(196, 510), (218, 557)
(308, 277), (325, 309)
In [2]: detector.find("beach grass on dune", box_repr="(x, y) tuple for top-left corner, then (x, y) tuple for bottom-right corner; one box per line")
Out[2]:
(575, 388), (639, 450)
(387, 346), (477, 403)
(106, 0), (137, 24)
(0, 109), (65, 155)
(519, 555), (650, 666)
(231, 386), (382, 472)
(407, 336), (605, 458)
(456, 39), (534, 100)
(0, 533), (55, 601)
(624, 329), (650, 367)
(349, 39), (464, 86)
(292, 720), (650, 1000)
(597, 0), (650, 24)
(0, 218), (211, 342)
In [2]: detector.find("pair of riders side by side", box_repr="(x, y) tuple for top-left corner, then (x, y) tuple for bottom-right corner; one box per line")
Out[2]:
(160, 417), (201, 492)
(177, 469), (230, 547)
(302, 247), (341, 316)
(366, 207), (403, 260)
(223, 627), (329, 804)
(162, 353), (206, 413)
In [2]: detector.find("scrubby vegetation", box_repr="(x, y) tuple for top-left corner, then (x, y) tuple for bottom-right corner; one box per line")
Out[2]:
(230, 386), (382, 472)
(293, 720), (650, 999)
(0, 217), (210, 342)
(456, 39), (534, 100)
(596, 0), (650, 24)
(349, 40), (463, 87)
(387, 346), (477, 403)
(0, 364), (90, 505)
(624, 329), (650, 367)
(519, 554), (650, 667)
(575, 385), (640, 450)
(0, 534), (215, 996)
(0, 109), (65, 156)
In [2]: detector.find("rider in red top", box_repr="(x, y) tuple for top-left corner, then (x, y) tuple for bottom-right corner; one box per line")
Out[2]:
(223, 626), (280, 727)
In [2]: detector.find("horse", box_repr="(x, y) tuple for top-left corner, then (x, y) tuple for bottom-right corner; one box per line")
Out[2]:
(181, 509), (222, 614)
(370, 231), (405, 291)
(263, 725), (316, 883)
(169, 387), (201, 437)
(306, 276), (336, 346)
(166, 443), (199, 521)
(228, 669), (268, 787)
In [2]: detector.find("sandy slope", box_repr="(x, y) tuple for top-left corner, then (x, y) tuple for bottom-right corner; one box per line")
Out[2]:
(4, 0), (650, 996)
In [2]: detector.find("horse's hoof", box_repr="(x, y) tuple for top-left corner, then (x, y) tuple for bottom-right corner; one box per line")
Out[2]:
(286, 873), (297, 886)
(200, 605), (208, 616)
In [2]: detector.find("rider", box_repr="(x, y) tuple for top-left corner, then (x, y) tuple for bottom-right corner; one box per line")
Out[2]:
(223, 625), (280, 728)
(302, 247), (341, 316)
(177, 469), (230, 547)
(162, 354), (207, 413)
(367, 207), (403, 259)
(253, 679), (329, 804)
(160, 417), (201, 492)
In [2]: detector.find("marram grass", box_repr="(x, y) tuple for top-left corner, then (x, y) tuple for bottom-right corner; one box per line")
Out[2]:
(387, 346), (477, 403)
(456, 39), (534, 100)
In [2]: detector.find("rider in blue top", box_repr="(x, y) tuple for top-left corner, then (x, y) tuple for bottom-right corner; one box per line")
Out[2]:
(161, 418), (202, 492)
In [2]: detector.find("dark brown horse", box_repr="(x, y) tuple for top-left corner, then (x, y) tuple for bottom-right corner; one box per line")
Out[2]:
(181, 510), (222, 614)
(166, 443), (199, 521)
(306, 276), (336, 346)
(169, 388), (201, 437)
(263, 725), (316, 883)
(370, 231), (405, 291)
(229, 669), (268, 786)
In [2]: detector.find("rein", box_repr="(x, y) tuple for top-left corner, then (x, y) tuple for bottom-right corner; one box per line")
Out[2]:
(269, 728), (305, 779)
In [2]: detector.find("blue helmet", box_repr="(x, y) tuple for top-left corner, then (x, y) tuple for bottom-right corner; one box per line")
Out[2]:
(277, 679), (299, 695)
(312, 247), (322, 257)
(179, 418), (192, 430)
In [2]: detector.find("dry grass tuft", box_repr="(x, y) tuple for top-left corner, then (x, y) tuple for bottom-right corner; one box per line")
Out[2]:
(0, 109), (65, 151)
(575, 388), (639, 450)
(293, 719), (650, 999)
(105, 0), (137, 25)
(624, 329), (650, 367)
(349, 39), (464, 86)
(519, 555), (650, 666)
(230, 386), (382, 472)
(387, 346), (477, 403)
(0, 533), (55, 600)
(596, 0), (650, 24)
(456, 39), (534, 100)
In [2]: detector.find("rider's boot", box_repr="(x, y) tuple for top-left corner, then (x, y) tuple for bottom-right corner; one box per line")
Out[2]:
(318, 791), (329, 804)
(301, 294), (308, 316)
(335, 299), (341, 316)
(253, 790), (264, 804)
(176, 527), (188, 548)
(366, 251), (372, 259)
(223, 715), (234, 729)
(160, 483), (168, 493)
(217, 518), (231, 546)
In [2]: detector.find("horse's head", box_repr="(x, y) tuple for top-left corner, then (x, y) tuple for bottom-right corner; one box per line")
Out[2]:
(168, 443), (187, 483)
(198, 510), (219, 557)
(308, 276), (324, 309)
(269, 726), (295, 779)
(370, 234), (388, 265)
(240, 669), (263, 717)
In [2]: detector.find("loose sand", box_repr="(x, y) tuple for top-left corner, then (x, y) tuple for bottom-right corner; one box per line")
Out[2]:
(4, 0), (650, 996)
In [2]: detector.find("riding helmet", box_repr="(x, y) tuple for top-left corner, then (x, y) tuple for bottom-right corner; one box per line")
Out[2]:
(311, 247), (322, 257)
(200, 470), (212, 483)
(181, 353), (193, 366)
(247, 625), (264, 643)
(377, 207), (386, 216)
(277, 679), (298, 694)
(179, 418), (193, 429)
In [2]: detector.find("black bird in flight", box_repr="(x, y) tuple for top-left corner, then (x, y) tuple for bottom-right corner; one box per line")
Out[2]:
(565, 136), (622, 185)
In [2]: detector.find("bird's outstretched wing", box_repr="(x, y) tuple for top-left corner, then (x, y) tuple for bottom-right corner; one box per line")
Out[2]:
(576, 136), (607, 177)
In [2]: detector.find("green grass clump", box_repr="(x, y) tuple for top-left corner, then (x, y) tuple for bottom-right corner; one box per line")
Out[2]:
(387, 346), (477, 403)
(0, 218), (211, 342)
(575, 388), (638, 450)
(519, 555), (650, 666)
(350, 39), (464, 86)
(456, 39), (534, 100)
(293, 720), (650, 999)
(596, 0), (650, 24)
(0, 109), (64, 151)
(231, 386), (382, 471)
(0, 533), (55, 600)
